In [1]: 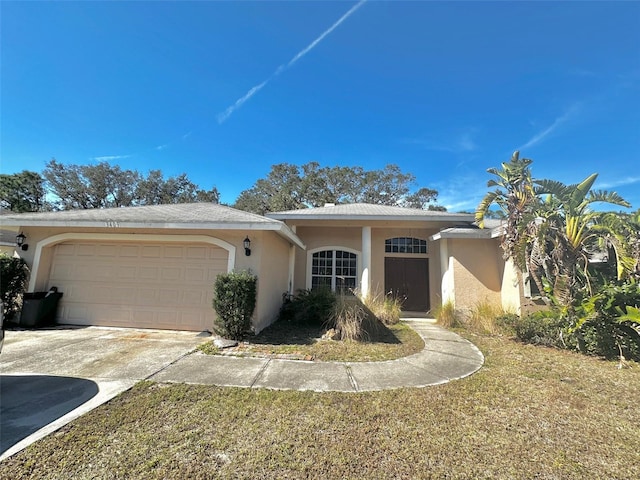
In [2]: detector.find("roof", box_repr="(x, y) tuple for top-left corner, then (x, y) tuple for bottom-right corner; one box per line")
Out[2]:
(267, 203), (476, 223)
(430, 222), (505, 241)
(0, 203), (305, 249)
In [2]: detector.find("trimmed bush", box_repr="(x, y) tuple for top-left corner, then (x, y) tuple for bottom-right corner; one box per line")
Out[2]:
(212, 271), (257, 340)
(0, 255), (29, 320)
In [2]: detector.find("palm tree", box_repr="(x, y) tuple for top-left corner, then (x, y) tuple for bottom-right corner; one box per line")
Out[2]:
(476, 151), (539, 262)
(527, 173), (631, 306)
(477, 155), (633, 308)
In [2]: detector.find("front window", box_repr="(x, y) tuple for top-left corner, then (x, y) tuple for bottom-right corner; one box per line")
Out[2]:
(311, 250), (357, 294)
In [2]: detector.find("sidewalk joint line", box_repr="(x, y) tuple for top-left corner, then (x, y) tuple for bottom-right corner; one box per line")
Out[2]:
(345, 365), (359, 392)
(250, 358), (271, 387)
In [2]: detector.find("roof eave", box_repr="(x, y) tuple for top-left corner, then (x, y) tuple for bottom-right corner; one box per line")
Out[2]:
(429, 229), (495, 241)
(1, 218), (307, 249)
(267, 213), (475, 222)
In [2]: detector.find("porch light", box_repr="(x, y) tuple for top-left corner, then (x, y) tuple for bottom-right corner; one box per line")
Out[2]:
(16, 232), (28, 251)
(243, 236), (251, 256)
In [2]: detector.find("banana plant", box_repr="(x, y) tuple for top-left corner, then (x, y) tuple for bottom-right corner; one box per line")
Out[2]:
(532, 173), (631, 305)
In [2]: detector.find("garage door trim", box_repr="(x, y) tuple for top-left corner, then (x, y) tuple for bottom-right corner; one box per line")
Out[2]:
(29, 233), (236, 292)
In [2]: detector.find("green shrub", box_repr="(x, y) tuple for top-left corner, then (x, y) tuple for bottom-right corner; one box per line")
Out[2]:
(572, 280), (640, 361)
(511, 310), (568, 348)
(279, 288), (336, 326)
(212, 271), (257, 340)
(494, 313), (520, 335)
(0, 255), (29, 320)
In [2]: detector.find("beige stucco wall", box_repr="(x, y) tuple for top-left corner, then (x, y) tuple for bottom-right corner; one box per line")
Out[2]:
(287, 222), (441, 313)
(448, 237), (503, 314)
(254, 230), (291, 332)
(12, 226), (291, 331)
(292, 226), (362, 292)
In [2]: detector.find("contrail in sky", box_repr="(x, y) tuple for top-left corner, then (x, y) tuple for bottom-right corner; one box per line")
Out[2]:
(217, 0), (366, 124)
(518, 103), (581, 151)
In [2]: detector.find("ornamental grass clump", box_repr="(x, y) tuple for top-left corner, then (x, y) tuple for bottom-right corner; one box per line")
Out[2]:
(329, 295), (368, 341)
(328, 295), (385, 341)
(212, 271), (257, 340)
(362, 291), (403, 326)
(434, 300), (459, 328)
(465, 300), (511, 335)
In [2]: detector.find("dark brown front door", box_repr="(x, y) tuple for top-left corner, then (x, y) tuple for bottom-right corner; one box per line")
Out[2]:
(384, 257), (430, 311)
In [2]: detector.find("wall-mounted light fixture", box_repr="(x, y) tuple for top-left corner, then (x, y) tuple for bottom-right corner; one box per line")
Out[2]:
(16, 232), (28, 251)
(243, 236), (251, 256)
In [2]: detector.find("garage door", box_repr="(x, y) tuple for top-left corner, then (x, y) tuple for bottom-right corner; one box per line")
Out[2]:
(48, 241), (229, 331)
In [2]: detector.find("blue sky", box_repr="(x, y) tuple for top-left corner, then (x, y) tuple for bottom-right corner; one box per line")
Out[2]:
(2, 1), (639, 212)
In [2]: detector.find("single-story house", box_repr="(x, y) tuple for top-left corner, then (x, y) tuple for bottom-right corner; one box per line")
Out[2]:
(1, 202), (533, 333)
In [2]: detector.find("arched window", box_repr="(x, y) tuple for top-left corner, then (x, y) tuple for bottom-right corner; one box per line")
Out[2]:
(385, 237), (427, 254)
(311, 249), (357, 293)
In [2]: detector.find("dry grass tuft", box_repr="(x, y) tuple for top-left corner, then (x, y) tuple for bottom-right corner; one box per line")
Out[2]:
(433, 299), (460, 328)
(463, 300), (511, 335)
(361, 291), (403, 325)
(330, 295), (368, 341)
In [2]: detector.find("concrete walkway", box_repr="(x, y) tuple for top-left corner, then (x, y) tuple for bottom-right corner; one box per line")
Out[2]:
(1, 320), (482, 460)
(150, 319), (484, 392)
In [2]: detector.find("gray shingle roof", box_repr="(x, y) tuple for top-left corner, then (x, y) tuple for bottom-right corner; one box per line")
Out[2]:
(0, 203), (306, 248)
(0, 203), (278, 226)
(267, 203), (475, 223)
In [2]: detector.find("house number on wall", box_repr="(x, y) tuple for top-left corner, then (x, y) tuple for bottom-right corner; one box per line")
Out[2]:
(105, 221), (120, 228)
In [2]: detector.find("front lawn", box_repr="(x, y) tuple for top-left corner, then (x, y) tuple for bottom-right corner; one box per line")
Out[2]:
(199, 320), (425, 362)
(2, 334), (639, 479)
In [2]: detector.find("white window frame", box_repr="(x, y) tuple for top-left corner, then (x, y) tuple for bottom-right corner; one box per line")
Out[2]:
(306, 246), (360, 293)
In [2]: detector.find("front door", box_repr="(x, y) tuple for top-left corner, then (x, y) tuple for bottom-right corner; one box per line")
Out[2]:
(384, 257), (430, 311)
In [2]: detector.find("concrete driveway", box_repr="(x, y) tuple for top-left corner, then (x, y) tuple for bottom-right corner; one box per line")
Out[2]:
(0, 325), (209, 460)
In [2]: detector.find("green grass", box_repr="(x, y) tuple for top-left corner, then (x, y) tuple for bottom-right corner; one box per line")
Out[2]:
(2, 334), (639, 479)
(198, 320), (424, 362)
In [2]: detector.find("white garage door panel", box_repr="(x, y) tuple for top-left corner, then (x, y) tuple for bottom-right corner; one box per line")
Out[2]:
(49, 241), (228, 331)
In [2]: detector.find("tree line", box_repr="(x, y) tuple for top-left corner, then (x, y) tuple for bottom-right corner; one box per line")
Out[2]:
(0, 159), (220, 212)
(234, 162), (444, 215)
(0, 159), (446, 214)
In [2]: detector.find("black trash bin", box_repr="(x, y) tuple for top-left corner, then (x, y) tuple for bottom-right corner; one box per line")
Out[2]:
(19, 287), (63, 328)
